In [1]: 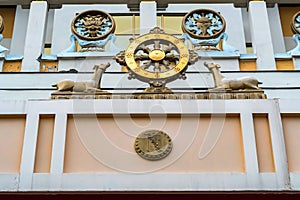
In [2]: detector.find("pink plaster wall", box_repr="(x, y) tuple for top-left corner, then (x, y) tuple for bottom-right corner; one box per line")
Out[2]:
(282, 114), (300, 172)
(0, 115), (25, 173)
(64, 114), (245, 173)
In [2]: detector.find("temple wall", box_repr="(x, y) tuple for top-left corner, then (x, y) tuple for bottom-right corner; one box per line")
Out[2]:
(0, 99), (299, 191)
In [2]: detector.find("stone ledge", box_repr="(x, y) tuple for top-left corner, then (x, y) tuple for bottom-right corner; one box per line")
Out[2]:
(51, 90), (267, 100)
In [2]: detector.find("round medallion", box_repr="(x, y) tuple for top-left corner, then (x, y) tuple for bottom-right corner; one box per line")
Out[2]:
(124, 27), (189, 84)
(71, 10), (115, 41)
(291, 11), (300, 34)
(182, 8), (226, 39)
(0, 15), (4, 34)
(134, 130), (173, 161)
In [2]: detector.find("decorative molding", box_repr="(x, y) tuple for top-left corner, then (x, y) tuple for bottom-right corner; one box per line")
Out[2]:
(182, 8), (226, 40)
(71, 10), (115, 41)
(51, 91), (267, 100)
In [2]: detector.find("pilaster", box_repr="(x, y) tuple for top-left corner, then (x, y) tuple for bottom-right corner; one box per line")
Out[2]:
(10, 5), (29, 55)
(21, 1), (48, 71)
(140, 1), (157, 35)
(248, 1), (276, 70)
(267, 3), (286, 53)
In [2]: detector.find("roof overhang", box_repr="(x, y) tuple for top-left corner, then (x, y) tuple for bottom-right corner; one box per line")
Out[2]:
(0, 0), (299, 9)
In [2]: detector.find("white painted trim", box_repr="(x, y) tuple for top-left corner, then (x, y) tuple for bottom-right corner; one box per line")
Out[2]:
(31, 173), (288, 191)
(0, 99), (298, 191)
(18, 112), (40, 190)
(50, 113), (68, 190)
(267, 4), (286, 53)
(0, 174), (19, 191)
(21, 1), (48, 71)
(267, 100), (290, 189)
(50, 113), (68, 173)
(17, 99), (276, 114)
(248, 1), (276, 70)
(293, 57), (300, 70)
(140, 1), (157, 35)
(290, 173), (300, 190)
(278, 99), (300, 113)
(0, 71), (299, 89)
(0, 100), (26, 114)
(10, 5), (29, 55)
(240, 111), (259, 175)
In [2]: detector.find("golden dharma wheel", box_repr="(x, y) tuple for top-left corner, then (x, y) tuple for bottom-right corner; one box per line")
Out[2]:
(71, 10), (115, 41)
(291, 11), (300, 34)
(124, 27), (189, 84)
(182, 8), (226, 39)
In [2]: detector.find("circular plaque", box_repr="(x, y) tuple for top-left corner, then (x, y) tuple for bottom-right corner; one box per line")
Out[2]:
(291, 11), (300, 34)
(182, 8), (226, 39)
(71, 10), (115, 41)
(134, 130), (173, 161)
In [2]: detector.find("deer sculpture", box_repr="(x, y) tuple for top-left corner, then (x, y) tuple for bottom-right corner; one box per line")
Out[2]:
(52, 62), (110, 92)
(203, 62), (262, 90)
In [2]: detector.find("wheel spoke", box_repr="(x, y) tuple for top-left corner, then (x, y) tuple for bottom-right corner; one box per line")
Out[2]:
(153, 40), (161, 50)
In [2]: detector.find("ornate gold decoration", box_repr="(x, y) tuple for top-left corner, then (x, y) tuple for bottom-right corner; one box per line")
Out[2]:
(134, 130), (172, 161)
(291, 11), (300, 34)
(0, 15), (4, 34)
(182, 8), (226, 39)
(71, 10), (115, 41)
(114, 27), (198, 93)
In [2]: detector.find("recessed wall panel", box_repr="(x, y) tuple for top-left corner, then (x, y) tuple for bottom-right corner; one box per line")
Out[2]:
(0, 115), (25, 173)
(64, 114), (244, 173)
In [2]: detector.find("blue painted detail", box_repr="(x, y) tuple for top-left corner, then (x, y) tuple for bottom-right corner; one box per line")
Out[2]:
(75, 34), (111, 48)
(61, 34), (77, 53)
(57, 51), (118, 58)
(60, 33), (118, 53)
(296, 14), (300, 31)
(57, 51), (87, 58)
(288, 34), (300, 55)
(196, 50), (240, 58)
(274, 53), (292, 59)
(5, 54), (23, 61)
(221, 33), (238, 53)
(0, 34), (8, 53)
(182, 32), (238, 52)
(185, 12), (223, 37)
(240, 54), (257, 60)
(182, 32), (223, 46)
(40, 54), (57, 60)
(108, 34), (121, 53)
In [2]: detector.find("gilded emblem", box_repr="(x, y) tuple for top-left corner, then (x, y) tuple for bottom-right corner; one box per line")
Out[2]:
(291, 11), (300, 34)
(71, 10), (115, 41)
(0, 15), (4, 34)
(134, 130), (173, 161)
(182, 8), (226, 39)
(114, 27), (198, 93)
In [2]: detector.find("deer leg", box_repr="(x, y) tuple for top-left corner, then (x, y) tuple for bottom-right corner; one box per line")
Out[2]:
(243, 82), (259, 89)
